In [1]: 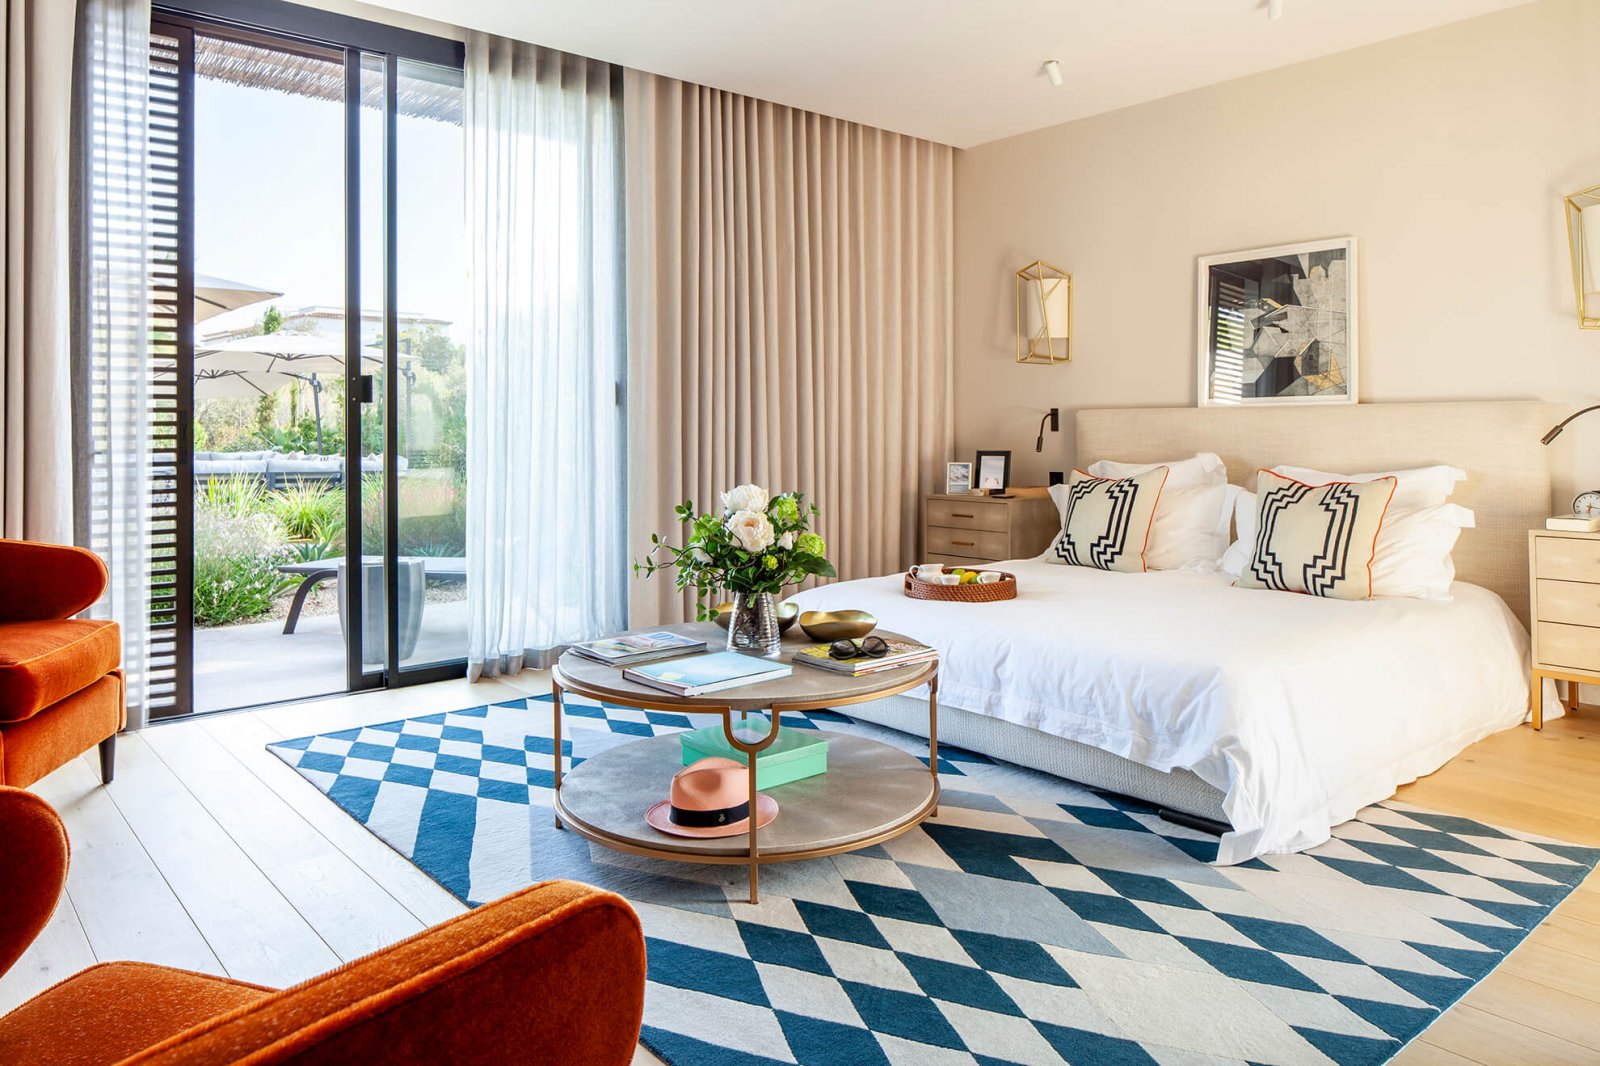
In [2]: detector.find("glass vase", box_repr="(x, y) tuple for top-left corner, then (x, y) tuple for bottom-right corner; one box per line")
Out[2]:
(726, 590), (782, 658)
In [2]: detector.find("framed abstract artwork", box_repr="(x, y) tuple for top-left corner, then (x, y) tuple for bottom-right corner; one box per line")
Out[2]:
(945, 462), (972, 495)
(1196, 237), (1357, 407)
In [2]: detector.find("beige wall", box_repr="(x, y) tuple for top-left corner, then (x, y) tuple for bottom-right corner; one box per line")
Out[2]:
(954, 0), (1600, 510)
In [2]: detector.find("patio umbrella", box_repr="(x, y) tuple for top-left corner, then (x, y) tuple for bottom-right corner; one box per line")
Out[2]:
(194, 335), (413, 454)
(193, 273), (282, 323)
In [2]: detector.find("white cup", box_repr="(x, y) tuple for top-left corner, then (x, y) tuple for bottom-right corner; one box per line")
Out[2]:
(976, 571), (1002, 584)
(914, 564), (944, 582)
(938, 573), (962, 586)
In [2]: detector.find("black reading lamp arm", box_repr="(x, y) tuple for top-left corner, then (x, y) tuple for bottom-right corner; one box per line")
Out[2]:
(1035, 407), (1060, 453)
(1542, 405), (1600, 445)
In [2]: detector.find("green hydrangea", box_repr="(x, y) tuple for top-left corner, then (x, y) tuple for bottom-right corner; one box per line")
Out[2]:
(771, 495), (800, 524)
(763, 555), (778, 570)
(796, 532), (825, 557)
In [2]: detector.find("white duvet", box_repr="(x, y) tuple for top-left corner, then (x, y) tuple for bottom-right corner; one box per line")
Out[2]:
(788, 558), (1531, 864)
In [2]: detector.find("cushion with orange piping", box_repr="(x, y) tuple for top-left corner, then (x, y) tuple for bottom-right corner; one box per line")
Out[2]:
(0, 620), (122, 722)
(0, 961), (272, 1066)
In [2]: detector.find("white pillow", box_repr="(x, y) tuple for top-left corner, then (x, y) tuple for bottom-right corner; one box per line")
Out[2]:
(1080, 452), (1230, 569)
(1222, 473), (1474, 600)
(1269, 464), (1465, 511)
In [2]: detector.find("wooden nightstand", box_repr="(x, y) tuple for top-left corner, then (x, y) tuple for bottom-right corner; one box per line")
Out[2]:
(1528, 528), (1600, 728)
(922, 491), (1058, 567)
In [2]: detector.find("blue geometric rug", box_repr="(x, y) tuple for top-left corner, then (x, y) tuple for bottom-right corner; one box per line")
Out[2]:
(270, 695), (1598, 1066)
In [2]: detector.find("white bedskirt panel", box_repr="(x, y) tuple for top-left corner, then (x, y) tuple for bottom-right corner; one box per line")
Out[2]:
(851, 692), (1228, 823)
(790, 559), (1531, 864)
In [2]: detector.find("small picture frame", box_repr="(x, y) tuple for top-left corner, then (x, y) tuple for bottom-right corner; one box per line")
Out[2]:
(974, 450), (1011, 493)
(945, 461), (972, 495)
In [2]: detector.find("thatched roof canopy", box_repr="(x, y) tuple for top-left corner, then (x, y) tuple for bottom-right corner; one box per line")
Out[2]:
(195, 35), (463, 125)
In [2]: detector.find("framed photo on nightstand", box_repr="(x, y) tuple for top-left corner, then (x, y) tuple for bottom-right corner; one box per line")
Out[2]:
(945, 462), (972, 495)
(975, 450), (1011, 493)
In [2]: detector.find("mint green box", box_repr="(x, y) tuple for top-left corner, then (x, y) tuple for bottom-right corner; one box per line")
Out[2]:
(678, 722), (829, 789)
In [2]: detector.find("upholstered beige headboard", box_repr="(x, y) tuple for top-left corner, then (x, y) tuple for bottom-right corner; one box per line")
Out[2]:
(1076, 401), (1551, 624)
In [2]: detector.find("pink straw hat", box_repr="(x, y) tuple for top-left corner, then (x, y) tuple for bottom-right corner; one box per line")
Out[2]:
(646, 756), (779, 838)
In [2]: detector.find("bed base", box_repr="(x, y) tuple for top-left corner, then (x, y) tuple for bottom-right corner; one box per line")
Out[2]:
(847, 693), (1231, 828)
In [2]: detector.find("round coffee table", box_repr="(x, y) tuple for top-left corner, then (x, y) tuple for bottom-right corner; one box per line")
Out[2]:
(550, 622), (939, 903)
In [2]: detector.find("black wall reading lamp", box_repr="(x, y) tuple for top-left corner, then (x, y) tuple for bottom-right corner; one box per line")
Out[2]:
(1035, 407), (1060, 452)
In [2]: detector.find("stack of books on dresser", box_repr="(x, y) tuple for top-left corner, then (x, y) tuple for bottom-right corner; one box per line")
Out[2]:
(792, 639), (938, 677)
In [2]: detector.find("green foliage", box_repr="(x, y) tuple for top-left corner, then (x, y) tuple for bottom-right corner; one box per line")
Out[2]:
(192, 503), (294, 626)
(199, 474), (270, 518)
(261, 305), (283, 334)
(636, 486), (835, 620)
(254, 416), (334, 455)
(193, 419), (210, 451)
(270, 482), (343, 541)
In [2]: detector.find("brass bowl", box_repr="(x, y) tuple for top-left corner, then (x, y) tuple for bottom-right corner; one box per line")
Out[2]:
(797, 609), (877, 642)
(711, 600), (799, 634)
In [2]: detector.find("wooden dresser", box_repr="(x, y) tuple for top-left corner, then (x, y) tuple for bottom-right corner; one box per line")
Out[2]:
(922, 491), (1059, 567)
(1528, 528), (1600, 728)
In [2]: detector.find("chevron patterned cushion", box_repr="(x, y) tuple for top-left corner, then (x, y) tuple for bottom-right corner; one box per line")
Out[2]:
(1051, 468), (1168, 572)
(1236, 469), (1398, 600)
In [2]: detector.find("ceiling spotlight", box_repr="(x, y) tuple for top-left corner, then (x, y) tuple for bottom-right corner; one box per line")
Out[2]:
(1043, 59), (1063, 86)
(1268, 0), (1285, 18)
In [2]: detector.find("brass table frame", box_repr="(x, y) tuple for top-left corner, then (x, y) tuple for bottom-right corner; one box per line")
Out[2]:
(549, 660), (939, 903)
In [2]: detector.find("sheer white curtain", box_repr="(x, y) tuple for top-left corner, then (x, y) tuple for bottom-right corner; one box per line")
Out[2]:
(463, 34), (626, 679)
(78, 0), (152, 726)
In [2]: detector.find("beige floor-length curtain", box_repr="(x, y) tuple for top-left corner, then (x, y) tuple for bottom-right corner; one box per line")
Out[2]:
(0, 0), (75, 543)
(625, 71), (954, 625)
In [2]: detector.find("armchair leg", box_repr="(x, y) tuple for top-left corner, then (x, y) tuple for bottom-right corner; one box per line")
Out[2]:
(99, 734), (117, 785)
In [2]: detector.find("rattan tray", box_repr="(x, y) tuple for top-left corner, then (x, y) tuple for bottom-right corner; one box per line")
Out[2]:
(903, 566), (1017, 602)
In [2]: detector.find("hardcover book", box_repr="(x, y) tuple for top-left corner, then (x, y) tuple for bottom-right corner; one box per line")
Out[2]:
(792, 640), (938, 676)
(623, 651), (792, 696)
(570, 630), (706, 665)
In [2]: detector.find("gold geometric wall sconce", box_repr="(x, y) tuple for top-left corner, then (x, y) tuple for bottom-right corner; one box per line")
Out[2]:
(1015, 260), (1073, 364)
(1564, 182), (1600, 329)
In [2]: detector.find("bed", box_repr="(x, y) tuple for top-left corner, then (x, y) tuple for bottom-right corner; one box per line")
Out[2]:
(788, 400), (1551, 863)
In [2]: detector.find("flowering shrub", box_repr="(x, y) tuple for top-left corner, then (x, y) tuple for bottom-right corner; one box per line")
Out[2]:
(192, 506), (295, 626)
(636, 483), (835, 620)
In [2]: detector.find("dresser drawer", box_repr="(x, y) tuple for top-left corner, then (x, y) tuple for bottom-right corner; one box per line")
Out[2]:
(1535, 620), (1600, 673)
(1536, 579), (1600, 628)
(926, 526), (1010, 560)
(1535, 537), (1600, 584)
(926, 499), (1010, 533)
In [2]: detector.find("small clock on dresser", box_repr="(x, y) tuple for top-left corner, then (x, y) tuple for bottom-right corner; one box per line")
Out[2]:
(1575, 491), (1600, 517)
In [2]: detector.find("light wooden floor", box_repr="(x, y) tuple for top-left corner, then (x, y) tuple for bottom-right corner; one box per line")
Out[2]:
(1, 680), (1596, 1066)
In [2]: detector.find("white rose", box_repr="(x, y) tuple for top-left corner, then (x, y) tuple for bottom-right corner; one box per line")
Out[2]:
(726, 509), (775, 552)
(721, 483), (769, 514)
(778, 531), (796, 550)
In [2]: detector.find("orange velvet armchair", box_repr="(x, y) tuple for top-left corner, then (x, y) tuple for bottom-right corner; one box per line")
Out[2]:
(0, 786), (648, 1065)
(0, 540), (124, 787)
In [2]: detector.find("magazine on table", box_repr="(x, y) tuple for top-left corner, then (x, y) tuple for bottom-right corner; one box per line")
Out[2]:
(792, 639), (938, 677)
(569, 631), (706, 666)
(623, 651), (793, 696)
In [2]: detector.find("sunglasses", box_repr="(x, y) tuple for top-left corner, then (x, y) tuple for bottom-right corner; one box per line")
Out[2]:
(829, 636), (890, 661)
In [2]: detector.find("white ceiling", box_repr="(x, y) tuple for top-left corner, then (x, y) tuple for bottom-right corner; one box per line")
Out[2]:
(363, 0), (1536, 148)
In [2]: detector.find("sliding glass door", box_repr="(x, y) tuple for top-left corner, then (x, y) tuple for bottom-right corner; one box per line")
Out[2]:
(143, 3), (467, 717)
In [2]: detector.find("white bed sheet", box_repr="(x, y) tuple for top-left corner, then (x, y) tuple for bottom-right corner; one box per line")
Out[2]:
(788, 559), (1531, 863)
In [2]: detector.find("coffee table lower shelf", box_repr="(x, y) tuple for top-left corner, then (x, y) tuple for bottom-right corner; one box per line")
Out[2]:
(552, 731), (939, 903)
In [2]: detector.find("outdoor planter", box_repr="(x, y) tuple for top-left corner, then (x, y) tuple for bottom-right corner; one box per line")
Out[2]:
(338, 557), (425, 665)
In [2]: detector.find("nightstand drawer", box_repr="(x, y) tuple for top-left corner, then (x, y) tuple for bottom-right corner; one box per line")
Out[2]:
(925, 499), (1010, 533)
(925, 552), (989, 567)
(1534, 621), (1600, 673)
(926, 526), (1010, 560)
(1536, 579), (1600, 628)
(1534, 537), (1600, 583)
